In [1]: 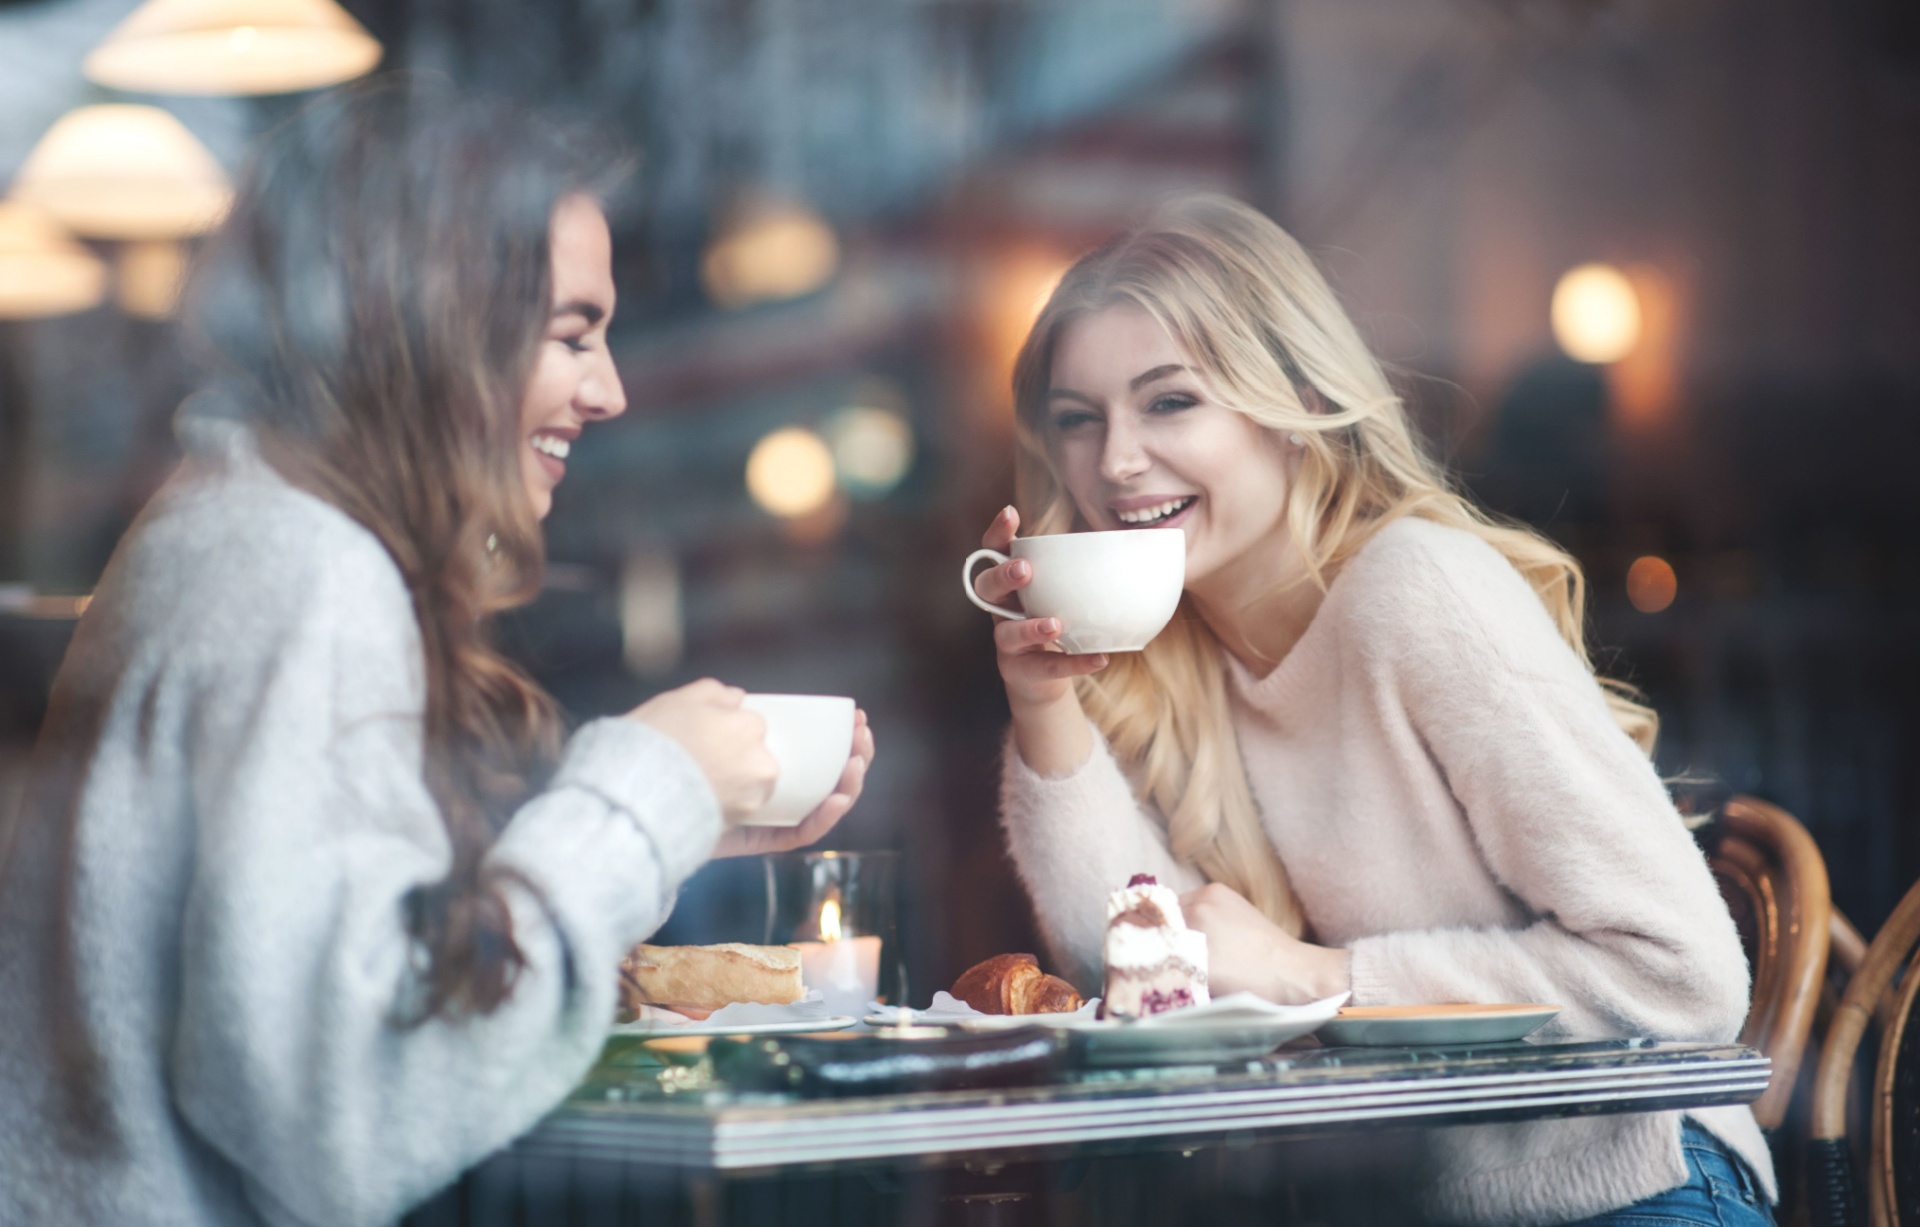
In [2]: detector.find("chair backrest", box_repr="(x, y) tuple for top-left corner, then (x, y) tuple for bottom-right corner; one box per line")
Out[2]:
(1704, 795), (1833, 1129)
(1810, 877), (1920, 1227)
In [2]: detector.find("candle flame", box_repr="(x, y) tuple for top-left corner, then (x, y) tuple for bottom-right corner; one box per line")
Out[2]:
(819, 897), (842, 942)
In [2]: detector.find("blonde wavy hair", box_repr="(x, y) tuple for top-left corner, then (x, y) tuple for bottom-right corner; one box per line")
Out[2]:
(1010, 195), (1657, 938)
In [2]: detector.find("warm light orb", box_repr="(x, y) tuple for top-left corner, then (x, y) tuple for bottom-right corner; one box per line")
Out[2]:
(746, 427), (837, 518)
(1626, 556), (1678, 614)
(13, 105), (231, 240)
(826, 405), (914, 497)
(701, 201), (839, 309)
(0, 203), (108, 319)
(84, 0), (383, 96)
(1551, 263), (1642, 364)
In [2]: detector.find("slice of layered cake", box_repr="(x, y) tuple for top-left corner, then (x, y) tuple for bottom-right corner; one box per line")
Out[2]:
(1101, 874), (1210, 1018)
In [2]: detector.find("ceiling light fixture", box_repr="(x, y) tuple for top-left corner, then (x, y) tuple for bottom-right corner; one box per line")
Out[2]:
(12, 105), (232, 241)
(0, 202), (108, 319)
(84, 0), (382, 96)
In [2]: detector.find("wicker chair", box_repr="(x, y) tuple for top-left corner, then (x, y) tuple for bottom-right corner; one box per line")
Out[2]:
(1702, 796), (1834, 1129)
(1807, 877), (1920, 1227)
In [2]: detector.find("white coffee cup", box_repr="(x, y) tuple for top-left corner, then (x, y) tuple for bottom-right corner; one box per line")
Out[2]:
(962, 529), (1186, 654)
(739, 694), (857, 827)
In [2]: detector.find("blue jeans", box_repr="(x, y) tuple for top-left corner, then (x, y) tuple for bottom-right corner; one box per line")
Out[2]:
(1561, 1122), (1774, 1226)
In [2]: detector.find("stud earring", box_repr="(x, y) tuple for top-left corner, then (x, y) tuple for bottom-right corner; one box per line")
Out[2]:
(1288, 432), (1305, 447)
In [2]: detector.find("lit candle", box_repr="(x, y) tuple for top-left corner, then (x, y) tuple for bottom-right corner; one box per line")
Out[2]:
(790, 897), (881, 1015)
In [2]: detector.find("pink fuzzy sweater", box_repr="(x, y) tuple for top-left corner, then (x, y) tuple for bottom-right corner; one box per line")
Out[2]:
(999, 516), (1775, 1226)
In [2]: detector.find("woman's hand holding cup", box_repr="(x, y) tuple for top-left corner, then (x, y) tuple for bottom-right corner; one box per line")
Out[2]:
(974, 506), (1112, 710)
(711, 709), (875, 858)
(627, 678), (778, 824)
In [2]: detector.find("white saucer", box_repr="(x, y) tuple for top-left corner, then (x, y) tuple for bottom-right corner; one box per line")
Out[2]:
(1315, 1003), (1560, 1047)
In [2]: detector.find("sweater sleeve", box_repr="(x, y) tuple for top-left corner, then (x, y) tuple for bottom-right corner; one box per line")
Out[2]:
(999, 727), (1201, 988)
(167, 531), (720, 1227)
(1343, 532), (1750, 1044)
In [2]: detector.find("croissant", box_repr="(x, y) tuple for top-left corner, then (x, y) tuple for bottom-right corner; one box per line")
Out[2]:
(951, 953), (1085, 1015)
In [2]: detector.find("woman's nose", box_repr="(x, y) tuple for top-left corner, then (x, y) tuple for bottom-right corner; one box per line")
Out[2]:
(1098, 419), (1151, 484)
(577, 352), (628, 421)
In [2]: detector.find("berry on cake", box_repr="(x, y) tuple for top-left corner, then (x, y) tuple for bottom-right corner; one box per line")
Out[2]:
(1102, 873), (1210, 1018)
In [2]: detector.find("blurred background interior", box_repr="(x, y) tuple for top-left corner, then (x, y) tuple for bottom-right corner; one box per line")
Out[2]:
(2, 0), (1916, 1000)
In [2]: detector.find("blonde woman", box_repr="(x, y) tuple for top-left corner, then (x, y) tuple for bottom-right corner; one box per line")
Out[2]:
(976, 196), (1772, 1227)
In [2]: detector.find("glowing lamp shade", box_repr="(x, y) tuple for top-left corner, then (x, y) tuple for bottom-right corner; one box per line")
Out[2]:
(826, 405), (914, 498)
(1551, 264), (1642, 364)
(746, 427), (837, 518)
(1626, 556), (1677, 614)
(702, 202), (839, 309)
(0, 203), (108, 319)
(13, 105), (232, 240)
(84, 0), (382, 95)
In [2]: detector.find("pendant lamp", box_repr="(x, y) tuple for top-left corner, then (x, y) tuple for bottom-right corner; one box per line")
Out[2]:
(117, 240), (190, 319)
(12, 105), (232, 241)
(0, 203), (108, 319)
(84, 0), (382, 96)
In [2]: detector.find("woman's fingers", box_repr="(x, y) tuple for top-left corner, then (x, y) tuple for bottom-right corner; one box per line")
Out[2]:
(980, 504), (1020, 550)
(850, 710), (876, 769)
(972, 557), (1031, 607)
(994, 616), (1064, 654)
(1039, 651), (1109, 677)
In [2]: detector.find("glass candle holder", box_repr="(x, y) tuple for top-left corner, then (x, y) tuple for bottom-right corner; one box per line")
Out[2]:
(764, 851), (898, 1016)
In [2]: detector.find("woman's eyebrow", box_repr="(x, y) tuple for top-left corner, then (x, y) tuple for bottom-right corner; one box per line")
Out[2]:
(552, 300), (605, 325)
(1047, 387), (1097, 406)
(1129, 363), (1187, 391)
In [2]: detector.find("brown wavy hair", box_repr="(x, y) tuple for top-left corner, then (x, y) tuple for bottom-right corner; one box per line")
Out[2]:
(186, 79), (630, 1019)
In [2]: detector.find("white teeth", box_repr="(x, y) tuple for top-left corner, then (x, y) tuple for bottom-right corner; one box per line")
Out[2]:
(531, 435), (571, 460)
(1116, 496), (1194, 525)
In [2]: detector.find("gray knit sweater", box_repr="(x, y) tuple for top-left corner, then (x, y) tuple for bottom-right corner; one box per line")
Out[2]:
(0, 418), (722, 1227)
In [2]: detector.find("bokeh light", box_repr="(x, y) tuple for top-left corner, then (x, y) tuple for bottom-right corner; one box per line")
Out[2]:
(701, 201), (840, 309)
(826, 405), (914, 498)
(1626, 555), (1678, 613)
(83, 0), (383, 96)
(0, 202), (107, 319)
(1551, 264), (1642, 364)
(116, 240), (188, 319)
(746, 427), (837, 518)
(12, 104), (232, 240)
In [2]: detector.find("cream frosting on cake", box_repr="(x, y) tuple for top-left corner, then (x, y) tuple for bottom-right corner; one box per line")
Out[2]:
(1101, 873), (1209, 1017)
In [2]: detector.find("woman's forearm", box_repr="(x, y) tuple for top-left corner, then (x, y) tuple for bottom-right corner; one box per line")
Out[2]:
(1010, 690), (1094, 778)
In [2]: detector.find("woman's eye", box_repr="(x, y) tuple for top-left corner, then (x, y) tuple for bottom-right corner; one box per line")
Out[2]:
(557, 335), (591, 354)
(1051, 410), (1099, 432)
(1148, 393), (1197, 415)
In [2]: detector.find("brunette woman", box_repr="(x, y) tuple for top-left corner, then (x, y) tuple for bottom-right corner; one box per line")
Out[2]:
(976, 196), (1769, 1226)
(0, 83), (873, 1226)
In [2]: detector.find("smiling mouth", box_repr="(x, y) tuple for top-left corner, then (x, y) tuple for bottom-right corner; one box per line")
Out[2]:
(1114, 495), (1196, 527)
(531, 435), (572, 460)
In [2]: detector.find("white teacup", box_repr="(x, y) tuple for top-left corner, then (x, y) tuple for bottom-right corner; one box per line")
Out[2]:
(739, 694), (856, 828)
(962, 529), (1186, 654)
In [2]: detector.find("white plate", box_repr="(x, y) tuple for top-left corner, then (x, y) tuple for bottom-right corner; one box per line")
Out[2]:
(863, 993), (1346, 1067)
(1070, 993), (1348, 1066)
(607, 1015), (859, 1039)
(1316, 1003), (1560, 1047)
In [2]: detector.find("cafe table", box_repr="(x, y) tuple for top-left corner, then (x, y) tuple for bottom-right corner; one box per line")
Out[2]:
(406, 1035), (1771, 1227)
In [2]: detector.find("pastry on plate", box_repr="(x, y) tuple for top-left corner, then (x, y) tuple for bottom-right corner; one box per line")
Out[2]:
(951, 953), (1085, 1015)
(1102, 874), (1209, 1018)
(618, 943), (804, 1020)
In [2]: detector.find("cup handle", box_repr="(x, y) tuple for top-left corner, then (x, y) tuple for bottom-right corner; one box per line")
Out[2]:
(963, 548), (1029, 619)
